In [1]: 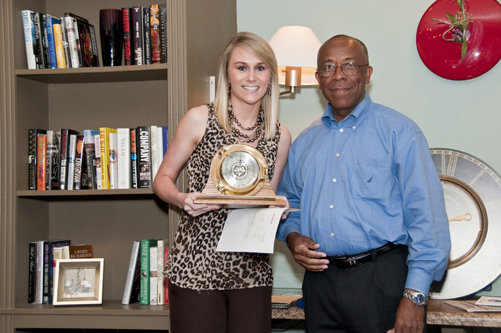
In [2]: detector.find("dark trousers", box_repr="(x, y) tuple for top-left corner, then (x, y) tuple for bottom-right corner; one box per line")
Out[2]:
(169, 281), (272, 333)
(303, 245), (411, 333)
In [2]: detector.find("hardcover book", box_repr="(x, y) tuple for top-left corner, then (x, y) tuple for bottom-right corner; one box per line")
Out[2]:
(143, 7), (152, 65)
(83, 129), (99, 189)
(33, 12), (48, 69)
(37, 241), (44, 303)
(73, 135), (84, 190)
(99, 127), (117, 189)
(159, 4), (167, 63)
(67, 134), (77, 190)
(150, 125), (158, 182)
(36, 134), (47, 191)
(149, 5), (161, 64)
(45, 14), (61, 68)
(139, 239), (157, 305)
(48, 240), (71, 304)
(122, 8), (132, 66)
(157, 239), (168, 305)
(28, 242), (38, 303)
(130, 128), (138, 189)
(52, 23), (67, 68)
(122, 240), (141, 304)
(94, 134), (102, 189)
(22, 10), (38, 69)
(46, 130), (60, 190)
(117, 128), (131, 189)
(77, 21), (99, 67)
(59, 18), (71, 68)
(64, 16), (80, 68)
(131, 6), (143, 65)
(28, 129), (47, 190)
(136, 126), (152, 188)
(149, 245), (158, 305)
(59, 129), (79, 190)
(109, 132), (118, 189)
(56, 244), (93, 259)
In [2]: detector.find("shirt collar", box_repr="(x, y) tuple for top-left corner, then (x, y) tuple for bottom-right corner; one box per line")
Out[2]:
(322, 92), (371, 126)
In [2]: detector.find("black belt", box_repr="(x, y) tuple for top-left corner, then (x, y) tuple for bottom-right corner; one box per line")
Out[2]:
(328, 243), (399, 268)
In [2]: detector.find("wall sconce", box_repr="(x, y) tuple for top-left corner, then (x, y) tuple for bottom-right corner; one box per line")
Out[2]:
(268, 26), (322, 96)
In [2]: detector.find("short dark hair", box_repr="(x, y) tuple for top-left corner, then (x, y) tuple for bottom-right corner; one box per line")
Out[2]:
(320, 35), (369, 64)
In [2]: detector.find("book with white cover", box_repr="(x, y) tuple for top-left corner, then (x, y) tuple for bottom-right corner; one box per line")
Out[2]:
(117, 128), (131, 189)
(150, 125), (158, 183)
(66, 134), (77, 190)
(109, 132), (118, 189)
(149, 246), (158, 305)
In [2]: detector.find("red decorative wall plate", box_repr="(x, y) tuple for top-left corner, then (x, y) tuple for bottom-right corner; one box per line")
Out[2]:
(416, 0), (501, 80)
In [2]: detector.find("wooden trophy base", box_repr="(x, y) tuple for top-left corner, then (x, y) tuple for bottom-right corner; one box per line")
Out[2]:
(194, 176), (287, 208)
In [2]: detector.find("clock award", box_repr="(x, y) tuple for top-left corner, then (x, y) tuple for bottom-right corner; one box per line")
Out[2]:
(194, 144), (286, 207)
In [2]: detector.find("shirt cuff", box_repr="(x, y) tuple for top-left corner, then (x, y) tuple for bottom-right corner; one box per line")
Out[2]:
(277, 222), (301, 243)
(405, 267), (434, 296)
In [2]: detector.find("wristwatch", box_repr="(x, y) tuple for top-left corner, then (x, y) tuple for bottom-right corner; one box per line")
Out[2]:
(403, 289), (428, 306)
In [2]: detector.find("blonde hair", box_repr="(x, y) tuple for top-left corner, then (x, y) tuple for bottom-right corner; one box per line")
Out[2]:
(214, 32), (279, 140)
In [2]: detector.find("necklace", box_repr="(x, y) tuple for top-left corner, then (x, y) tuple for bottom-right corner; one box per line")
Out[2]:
(228, 101), (264, 143)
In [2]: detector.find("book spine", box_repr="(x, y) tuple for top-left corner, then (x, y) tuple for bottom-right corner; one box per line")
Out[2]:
(130, 128), (138, 189)
(109, 132), (118, 189)
(73, 135), (84, 190)
(88, 24), (100, 67)
(45, 16), (58, 68)
(143, 7), (151, 65)
(28, 242), (38, 303)
(49, 240), (71, 303)
(150, 125), (158, 183)
(137, 126), (152, 188)
(37, 241), (44, 303)
(94, 134), (102, 189)
(150, 5), (161, 64)
(64, 16), (79, 68)
(59, 18), (71, 68)
(99, 128), (117, 189)
(131, 6), (143, 65)
(37, 134), (47, 191)
(22, 10), (37, 69)
(159, 4), (167, 63)
(122, 240), (140, 304)
(53, 24), (67, 68)
(117, 128), (131, 189)
(59, 129), (69, 189)
(28, 129), (46, 190)
(45, 130), (54, 190)
(64, 12), (89, 23)
(156, 127), (164, 176)
(149, 246), (158, 305)
(140, 240), (151, 304)
(72, 17), (84, 67)
(83, 130), (99, 189)
(43, 241), (50, 303)
(67, 134), (77, 190)
(157, 239), (165, 305)
(33, 12), (46, 69)
(162, 126), (169, 162)
(122, 8), (132, 66)
(164, 246), (169, 305)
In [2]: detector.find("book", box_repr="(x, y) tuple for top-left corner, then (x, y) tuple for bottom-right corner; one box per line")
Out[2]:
(33, 12), (48, 69)
(64, 12), (89, 24)
(83, 129), (99, 189)
(143, 7), (152, 65)
(28, 129), (47, 190)
(94, 134), (102, 189)
(64, 16), (80, 68)
(150, 5), (161, 64)
(161, 125), (168, 157)
(36, 134), (47, 191)
(40, 13), (50, 68)
(73, 135), (84, 190)
(45, 14), (61, 68)
(48, 240), (71, 304)
(150, 125), (158, 183)
(59, 18), (71, 68)
(45, 130), (60, 190)
(59, 129), (79, 190)
(77, 21), (99, 67)
(157, 239), (168, 305)
(139, 239), (157, 305)
(52, 23), (67, 68)
(57, 244), (93, 259)
(37, 241), (44, 303)
(28, 242), (38, 303)
(109, 132), (118, 189)
(122, 240), (141, 304)
(136, 126), (152, 188)
(22, 10), (38, 69)
(67, 134), (77, 190)
(122, 8), (132, 66)
(156, 126), (164, 174)
(99, 127), (117, 189)
(131, 6), (143, 65)
(149, 245), (158, 305)
(159, 4), (167, 63)
(164, 245), (169, 305)
(117, 128), (131, 189)
(130, 128), (138, 189)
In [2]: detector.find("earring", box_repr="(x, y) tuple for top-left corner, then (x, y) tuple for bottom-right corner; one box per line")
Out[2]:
(228, 82), (231, 95)
(268, 82), (272, 96)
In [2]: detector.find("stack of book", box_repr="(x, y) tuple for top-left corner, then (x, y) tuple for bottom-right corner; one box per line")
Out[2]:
(28, 241), (93, 304)
(122, 239), (169, 305)
(22, 10), (99, 69)
(28, 125), (167, 191)
(22, 5), (168, 69)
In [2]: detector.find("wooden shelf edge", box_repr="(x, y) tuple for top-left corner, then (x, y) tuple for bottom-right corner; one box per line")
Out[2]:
(18, 188), (155, 197)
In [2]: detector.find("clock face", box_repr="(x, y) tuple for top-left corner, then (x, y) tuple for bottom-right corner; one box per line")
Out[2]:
(429, 148), (501, 299)
(210, 144), (268, 196)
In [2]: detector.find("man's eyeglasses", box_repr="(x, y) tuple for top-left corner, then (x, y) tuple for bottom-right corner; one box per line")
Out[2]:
(317, 63), (369, 78)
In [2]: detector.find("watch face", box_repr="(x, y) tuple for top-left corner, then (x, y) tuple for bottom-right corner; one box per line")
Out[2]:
(210, 144), (268, 196)
(429, 148), (501, 299)
(415, 294), (426, 305)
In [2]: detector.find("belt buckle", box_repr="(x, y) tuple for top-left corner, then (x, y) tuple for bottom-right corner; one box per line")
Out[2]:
(347, 257), (357, 266)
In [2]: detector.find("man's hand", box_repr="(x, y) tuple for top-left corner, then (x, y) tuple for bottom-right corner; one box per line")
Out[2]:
(286, 232), (329, 272)
(387, 296), (425, 333)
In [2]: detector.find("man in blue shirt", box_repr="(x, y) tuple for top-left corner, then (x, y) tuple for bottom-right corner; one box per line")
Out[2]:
(276, 35), (451, 333)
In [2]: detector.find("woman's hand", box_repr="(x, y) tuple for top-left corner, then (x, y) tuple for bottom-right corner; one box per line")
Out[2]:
(181, 192), (220, 216)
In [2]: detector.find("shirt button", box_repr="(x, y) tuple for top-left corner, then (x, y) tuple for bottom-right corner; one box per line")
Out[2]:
(330, 205), (333, 208)
(353, 126), (356, 130)
(339, 129), (344, 133)
(332, 179), (337, 182)
(330, 233), (335, 237)
(336, 153), (340, 157)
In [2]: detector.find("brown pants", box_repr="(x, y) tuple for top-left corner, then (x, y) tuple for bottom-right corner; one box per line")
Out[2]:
(169, 281), (272, 333)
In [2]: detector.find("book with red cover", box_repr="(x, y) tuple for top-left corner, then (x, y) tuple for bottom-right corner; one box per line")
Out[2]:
(122, 8), (132, 66)
(77, 21), (99, 67)
(28, 129), (47, 190)
(37, 134), (47, 191)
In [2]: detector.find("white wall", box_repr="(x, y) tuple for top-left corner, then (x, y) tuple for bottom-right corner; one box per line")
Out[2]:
(237, 0), (501, 294)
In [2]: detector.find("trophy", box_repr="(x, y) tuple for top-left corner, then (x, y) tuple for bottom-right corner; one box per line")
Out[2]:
(194, 144), (287, 207)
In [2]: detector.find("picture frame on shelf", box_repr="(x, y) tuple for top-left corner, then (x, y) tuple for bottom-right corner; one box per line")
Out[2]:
(53, 258), (104, 306)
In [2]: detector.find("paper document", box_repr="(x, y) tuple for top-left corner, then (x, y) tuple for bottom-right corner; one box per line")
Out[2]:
(445, 300), (501, 313)
(216, 208), (294, 253)
(476, 296), (501, 307)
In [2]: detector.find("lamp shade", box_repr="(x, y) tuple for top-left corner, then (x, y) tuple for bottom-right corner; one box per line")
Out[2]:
(268, 26), (322, 86)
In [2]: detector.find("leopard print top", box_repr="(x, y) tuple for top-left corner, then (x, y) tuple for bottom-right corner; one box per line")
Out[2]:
(165, 104), (281, 290)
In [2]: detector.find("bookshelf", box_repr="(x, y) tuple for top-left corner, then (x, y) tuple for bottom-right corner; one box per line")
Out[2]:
(0, 0), (236, 332)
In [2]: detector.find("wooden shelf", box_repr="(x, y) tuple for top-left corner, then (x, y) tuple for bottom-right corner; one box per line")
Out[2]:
(18, 188), (155, 197)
